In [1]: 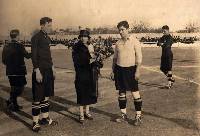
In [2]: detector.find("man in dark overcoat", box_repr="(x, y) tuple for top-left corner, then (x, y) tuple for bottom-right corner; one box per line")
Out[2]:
(2, 29), (31, 112)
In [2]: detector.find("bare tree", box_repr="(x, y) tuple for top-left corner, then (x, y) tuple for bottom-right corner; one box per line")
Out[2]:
(185, 21), (199, 33)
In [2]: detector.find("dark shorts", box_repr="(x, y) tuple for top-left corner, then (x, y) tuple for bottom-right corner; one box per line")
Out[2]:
(8, 76), (27, 87)
(114, 65), (139, 93)
(160, 53), (173, 75)
(32, 68), (54, 102)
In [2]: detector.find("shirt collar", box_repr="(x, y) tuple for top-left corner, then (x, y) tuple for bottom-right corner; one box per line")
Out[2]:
(120, 37), (130, 44)
(11, 39), (17, 42)
(11, 39), (20, 44)
(40, 30), (48, 36)
(121, 35), (130, 41)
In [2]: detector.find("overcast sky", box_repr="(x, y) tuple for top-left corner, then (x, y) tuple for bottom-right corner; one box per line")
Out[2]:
(0, 0), (200, 35)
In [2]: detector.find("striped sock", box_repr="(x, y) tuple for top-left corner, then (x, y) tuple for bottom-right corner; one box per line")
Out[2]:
(32, 102), (41, 123)
(134, 98), (142, 114)
(40, 100), (50, 119)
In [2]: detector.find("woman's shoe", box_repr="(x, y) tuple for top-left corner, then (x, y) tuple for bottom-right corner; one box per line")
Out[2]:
(79, 115), (85, 124)
(84, 113), (93, 120)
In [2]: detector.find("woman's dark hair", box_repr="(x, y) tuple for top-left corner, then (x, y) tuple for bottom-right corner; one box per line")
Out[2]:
(162, 25), (169, 30)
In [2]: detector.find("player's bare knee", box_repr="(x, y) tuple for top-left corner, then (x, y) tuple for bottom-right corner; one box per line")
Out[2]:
(132, 91), (141, 99)
(44, 97), (49, 101)
(33, 102), (40, 105)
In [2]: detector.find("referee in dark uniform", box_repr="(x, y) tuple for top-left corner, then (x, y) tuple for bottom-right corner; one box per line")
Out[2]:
(31, 17), (57, 132)
(157, 25), (175, 89)
(2, 29), (31, 112)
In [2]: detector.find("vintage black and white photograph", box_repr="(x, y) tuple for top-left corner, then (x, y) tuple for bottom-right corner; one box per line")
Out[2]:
(0, 0), (200, 135)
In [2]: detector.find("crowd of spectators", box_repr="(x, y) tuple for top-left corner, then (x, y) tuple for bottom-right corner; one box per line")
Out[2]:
(1, 35), (199, 59)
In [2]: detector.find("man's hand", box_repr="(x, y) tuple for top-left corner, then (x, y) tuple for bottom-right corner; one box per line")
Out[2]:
(157, 42), (164, 47)
(35, 68), (42, 83)
(90, 58), (96, 64)
(135, 70), (140, 81)
(110, 72), (115, 81)
(135, 69), (140, 81)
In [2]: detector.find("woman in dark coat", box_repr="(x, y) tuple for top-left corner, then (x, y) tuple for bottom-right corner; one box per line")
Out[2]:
(72, 30), (103, 124)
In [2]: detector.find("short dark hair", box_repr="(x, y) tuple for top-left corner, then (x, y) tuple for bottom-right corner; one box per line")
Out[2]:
(162, 25), (169, 30)
(40, 17), (52, 25)
(10, 29), (19, 39)
(117, 21), (129, 29)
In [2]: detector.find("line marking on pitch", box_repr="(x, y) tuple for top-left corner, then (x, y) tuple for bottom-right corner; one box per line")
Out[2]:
(142, 65), (200, 68)
(142, 66), (200, 86)
(1, 66), (199, 85)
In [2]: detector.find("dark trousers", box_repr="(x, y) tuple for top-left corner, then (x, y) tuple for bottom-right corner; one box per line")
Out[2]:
(8, 76), (26, 105)
(9, 86), (24, 105)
